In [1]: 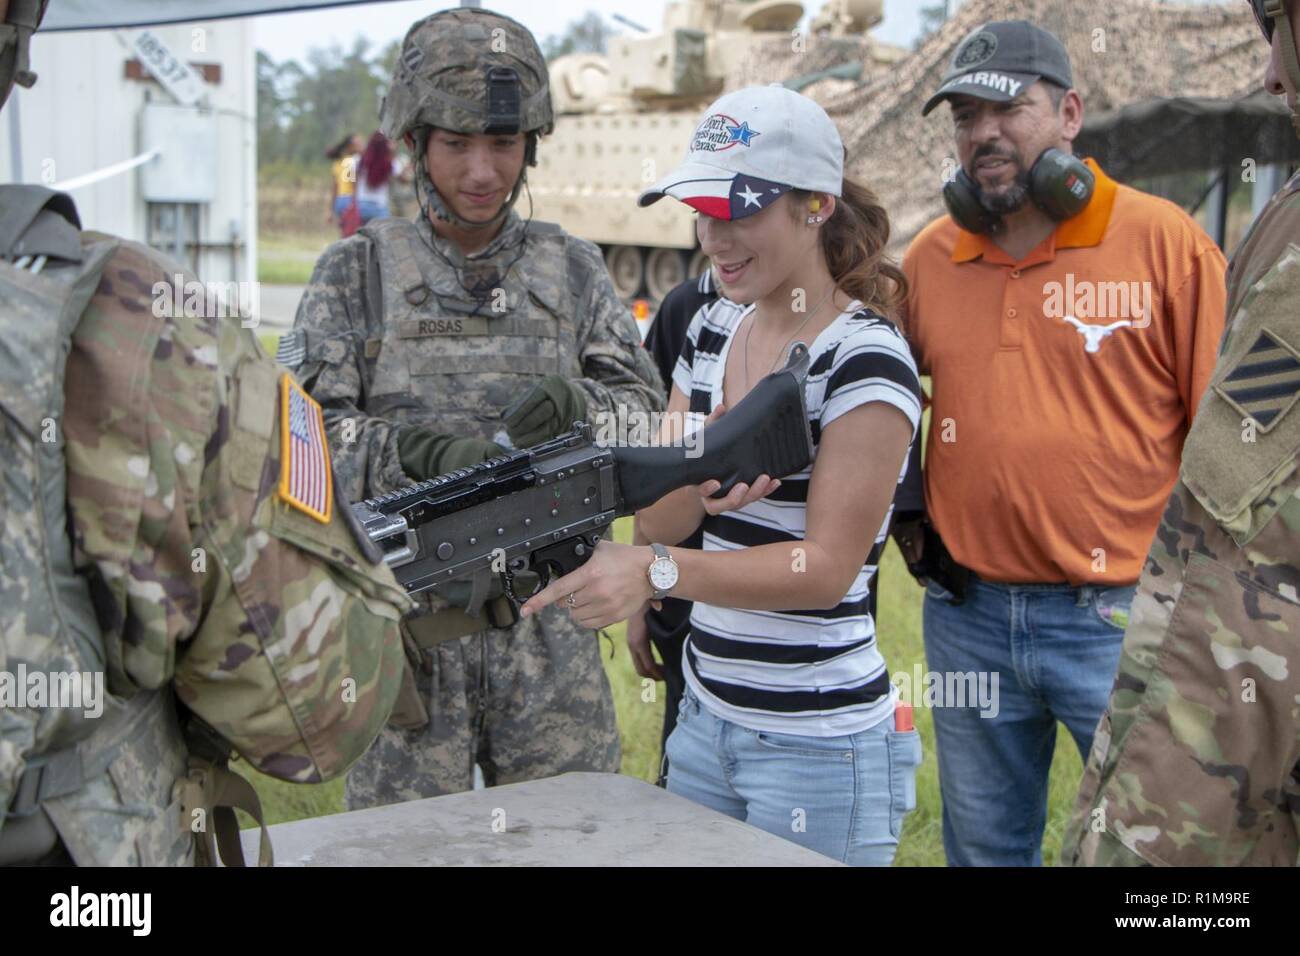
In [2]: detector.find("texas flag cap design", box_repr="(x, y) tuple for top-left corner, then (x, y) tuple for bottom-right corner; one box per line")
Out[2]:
(638, 84), (844, 221)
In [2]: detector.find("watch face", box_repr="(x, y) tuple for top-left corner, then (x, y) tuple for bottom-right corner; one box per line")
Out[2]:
(649, 557), (678, 591)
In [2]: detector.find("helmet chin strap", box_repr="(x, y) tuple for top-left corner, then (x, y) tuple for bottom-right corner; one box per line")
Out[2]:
(412, 155), (525, 234)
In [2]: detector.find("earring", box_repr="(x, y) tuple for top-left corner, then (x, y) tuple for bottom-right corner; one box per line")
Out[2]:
(806, 215), (824, 225)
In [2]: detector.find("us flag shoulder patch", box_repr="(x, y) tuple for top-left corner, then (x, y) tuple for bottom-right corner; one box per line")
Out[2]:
(278, 373), (333, 523)
(1215, 328), (1300, 433)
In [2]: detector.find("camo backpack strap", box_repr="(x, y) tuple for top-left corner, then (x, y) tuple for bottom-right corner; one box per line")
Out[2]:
(280, 218), (426, 396)
(276, 230), (388, 383)
(173, 735), (272, 868)
(358, 217), (428, 359)
(0, 185), (111, 790)
(0, 186), (179, 863)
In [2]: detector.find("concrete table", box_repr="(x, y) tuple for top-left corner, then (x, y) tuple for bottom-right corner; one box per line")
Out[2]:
(241, 771), (841, 866)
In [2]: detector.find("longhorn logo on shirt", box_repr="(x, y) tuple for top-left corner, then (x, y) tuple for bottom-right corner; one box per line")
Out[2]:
(1042, 273), (1153, 329)
(1064, 316), (1132, 354)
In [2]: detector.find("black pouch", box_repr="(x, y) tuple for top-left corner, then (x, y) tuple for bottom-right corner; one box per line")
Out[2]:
(906, 520), (970, 604)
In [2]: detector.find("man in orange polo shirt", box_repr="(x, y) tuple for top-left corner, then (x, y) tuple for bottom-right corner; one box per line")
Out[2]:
(893, 20), (1226, 866)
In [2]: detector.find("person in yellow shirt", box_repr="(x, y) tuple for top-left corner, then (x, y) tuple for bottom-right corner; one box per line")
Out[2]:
(326, 132), (364, 230)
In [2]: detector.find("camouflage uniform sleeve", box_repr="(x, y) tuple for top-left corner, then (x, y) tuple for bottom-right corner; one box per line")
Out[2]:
(1060, 190), (1300, 867)
(177, 305), (412, 781)
(64, 241), (219, 694)
(566, 237), (666, 419)
(66, 241), (411, 779)
(291, 236), (409, 502)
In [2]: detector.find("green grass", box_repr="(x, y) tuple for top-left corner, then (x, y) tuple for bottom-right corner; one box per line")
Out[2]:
(874, 540), (1084, 866)
(239, 351), (1087, 864)
(258, 257), (316, 286)
(257, 234), (331, 286)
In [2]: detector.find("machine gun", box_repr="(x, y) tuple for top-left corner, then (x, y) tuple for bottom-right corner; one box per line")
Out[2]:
(353, 346), (813, 611)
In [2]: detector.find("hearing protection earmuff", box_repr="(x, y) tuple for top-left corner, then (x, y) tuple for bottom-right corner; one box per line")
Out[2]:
(942, 147), (1095, 234)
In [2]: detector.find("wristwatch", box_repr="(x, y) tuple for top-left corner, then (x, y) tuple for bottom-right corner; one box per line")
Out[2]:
(646, 543), (679, 600)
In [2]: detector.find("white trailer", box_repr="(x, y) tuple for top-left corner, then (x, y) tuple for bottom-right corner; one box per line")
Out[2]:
(1, 19), (258, 287)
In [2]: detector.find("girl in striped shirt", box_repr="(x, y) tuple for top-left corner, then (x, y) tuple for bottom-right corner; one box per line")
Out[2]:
(522, 86), (923, 866)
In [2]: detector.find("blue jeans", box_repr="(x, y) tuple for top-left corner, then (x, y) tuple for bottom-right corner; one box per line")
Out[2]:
(664, 685), (922, 866)
(922, 576), (1132, 866)
(357, 199), (388, 223)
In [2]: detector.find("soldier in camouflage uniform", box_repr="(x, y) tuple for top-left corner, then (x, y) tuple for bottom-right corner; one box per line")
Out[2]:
(1062, 0), (1300, 866)
(1, 0), (410, 866)
(283, 9), (664, 808)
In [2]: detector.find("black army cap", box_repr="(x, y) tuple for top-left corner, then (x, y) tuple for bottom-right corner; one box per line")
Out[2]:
(922, 20), (1073, 117)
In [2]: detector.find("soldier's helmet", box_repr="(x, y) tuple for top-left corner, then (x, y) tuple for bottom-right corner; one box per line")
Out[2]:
(380, 7), (554, 145)
(1251, 0), (1294, 41)
(1250, 0), (1300, 136)
(0, 0), (47, 110)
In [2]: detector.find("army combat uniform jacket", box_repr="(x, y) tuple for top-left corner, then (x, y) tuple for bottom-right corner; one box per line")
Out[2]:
(1, 189), (408, 866)
(289, 210), (664, 805)
(290, 210), (664, 500)
(1063, 173), (1300, 866)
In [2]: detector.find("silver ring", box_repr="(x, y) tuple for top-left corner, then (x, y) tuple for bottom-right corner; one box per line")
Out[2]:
(566, 593), (577, 608)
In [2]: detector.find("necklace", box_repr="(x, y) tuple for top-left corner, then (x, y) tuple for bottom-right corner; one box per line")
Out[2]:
(742, 283), (837, 394)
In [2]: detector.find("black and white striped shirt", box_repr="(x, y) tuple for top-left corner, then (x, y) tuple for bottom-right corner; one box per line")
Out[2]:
(673, 298), (923, 736)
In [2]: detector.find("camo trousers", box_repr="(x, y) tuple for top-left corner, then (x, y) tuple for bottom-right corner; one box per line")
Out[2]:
(345, 603), (620, 808)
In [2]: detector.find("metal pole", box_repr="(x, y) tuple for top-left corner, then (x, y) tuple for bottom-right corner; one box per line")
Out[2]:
(1252, 163), (1289, 218)
(7, 91), (22, 182)
(1215, 164), (1232, 250)
(173, 201), (183, 262)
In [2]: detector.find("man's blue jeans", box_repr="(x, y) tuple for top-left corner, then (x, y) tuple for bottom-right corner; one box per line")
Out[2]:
(922, 576), (1133, 866)
(665, 685), (923, 866)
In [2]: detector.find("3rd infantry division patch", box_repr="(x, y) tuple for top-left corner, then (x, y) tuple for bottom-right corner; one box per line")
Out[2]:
(1215, 328), (1300, 433)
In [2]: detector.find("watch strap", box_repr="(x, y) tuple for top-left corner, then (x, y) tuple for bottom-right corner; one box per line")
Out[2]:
(648, 543), (675, 600)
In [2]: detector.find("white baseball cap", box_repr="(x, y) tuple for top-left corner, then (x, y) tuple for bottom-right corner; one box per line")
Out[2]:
(638, 84), (844, 221)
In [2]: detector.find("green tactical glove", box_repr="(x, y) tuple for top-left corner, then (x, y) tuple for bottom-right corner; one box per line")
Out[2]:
(503, 374), (589, 449)
(396, 427), (505, 481)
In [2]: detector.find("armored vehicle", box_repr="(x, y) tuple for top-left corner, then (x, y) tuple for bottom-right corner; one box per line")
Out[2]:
(530, 0), (904, 301)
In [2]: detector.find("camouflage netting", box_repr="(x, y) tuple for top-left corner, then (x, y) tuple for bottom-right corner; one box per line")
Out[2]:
(799, 0), (1275, 252)
(726, 32), (894, 90)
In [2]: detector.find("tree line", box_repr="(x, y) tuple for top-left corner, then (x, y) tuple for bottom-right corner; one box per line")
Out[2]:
(256, 12), (613, 169)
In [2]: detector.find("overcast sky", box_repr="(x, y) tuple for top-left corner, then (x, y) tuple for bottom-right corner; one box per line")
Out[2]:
(252, 0), (932, 64)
